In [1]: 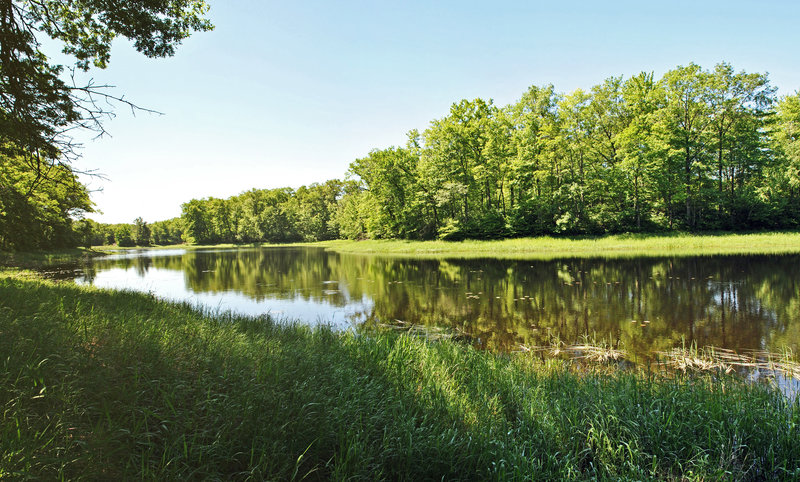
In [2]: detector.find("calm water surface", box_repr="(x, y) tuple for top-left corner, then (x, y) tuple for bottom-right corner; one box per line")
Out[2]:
(74, 247), (800, 358)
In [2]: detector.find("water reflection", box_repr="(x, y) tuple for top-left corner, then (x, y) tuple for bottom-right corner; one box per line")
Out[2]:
(76, 248), (800, 357)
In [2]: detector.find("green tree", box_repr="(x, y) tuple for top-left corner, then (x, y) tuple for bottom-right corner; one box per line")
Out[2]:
(161, 62), (794, 242)
(769, 92), (800, 224)
(72, 218), (94, 248)
(555, 88), (592, 233)
(652, 64), (714, 228)
(706, 63), (775, 227)
(506, 85), (560, 235)
(181, 199), (211, 244)
(132, 217), (152, 246)
(0, 149), (92, 250)
(334, 189), (371, 240)
(292, 180), (343, 241)
(617, 72), (659, 230)
(151, 218), (184, 245)
(1, 0), (212, 174)
(420, 98), (499, 238)
(115, 224), (134, 247)
(1, 0), (211, 251)
(349, 147), (422, 238)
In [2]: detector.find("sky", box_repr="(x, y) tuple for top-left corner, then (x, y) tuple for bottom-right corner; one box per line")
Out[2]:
(57, 0), (800, 224)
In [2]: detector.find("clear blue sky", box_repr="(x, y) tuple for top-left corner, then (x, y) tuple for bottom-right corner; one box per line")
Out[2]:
(63, 0), (800, 223)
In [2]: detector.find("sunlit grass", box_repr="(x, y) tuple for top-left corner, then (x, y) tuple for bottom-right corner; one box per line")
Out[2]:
(2, 270), (799, 479)
(316, 231), (800, 258)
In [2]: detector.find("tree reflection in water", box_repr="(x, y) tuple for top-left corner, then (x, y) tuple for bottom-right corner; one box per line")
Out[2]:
(78, 248), (800, 358)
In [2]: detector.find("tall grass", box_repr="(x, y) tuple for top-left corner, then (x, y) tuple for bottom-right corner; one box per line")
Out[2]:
(317, 231), (800, 259)
(1, 270), (799, 479)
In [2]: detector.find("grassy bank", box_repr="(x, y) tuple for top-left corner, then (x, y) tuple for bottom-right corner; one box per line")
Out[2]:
(1, 271), (798, 479)
(11, 231), (799, 265)
(316, 231), (800, 258)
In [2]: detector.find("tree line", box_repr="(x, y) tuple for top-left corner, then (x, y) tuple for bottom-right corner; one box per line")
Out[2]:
(171, 62), (799, 244)
(4, 62), (800, 250)
(346, 63), (800, 239)
(77, 180), (346, 247)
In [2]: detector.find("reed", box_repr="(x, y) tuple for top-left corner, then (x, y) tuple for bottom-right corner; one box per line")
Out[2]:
(2, 270), (799, 480)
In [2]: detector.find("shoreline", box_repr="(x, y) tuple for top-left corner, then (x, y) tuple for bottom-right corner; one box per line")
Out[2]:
(5, 231), (800, 269)
(314, 231), (800, 258)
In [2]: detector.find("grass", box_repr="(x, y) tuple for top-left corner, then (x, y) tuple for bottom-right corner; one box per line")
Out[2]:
(2, 270), (799, 480)
(15, 230), (798, 264)
(314, 231), (800, 259)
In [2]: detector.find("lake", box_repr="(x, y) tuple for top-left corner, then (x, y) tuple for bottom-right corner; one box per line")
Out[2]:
(72, 247), (800, 359)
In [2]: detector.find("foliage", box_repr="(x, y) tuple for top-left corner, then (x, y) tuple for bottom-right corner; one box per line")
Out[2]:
(343, 62), (799, 239)
(175, 61), (800, 246)
(80, 217), (183, 247)
(150, 218), (184, 245)
(10, 59), (800, 250)
(0, 0), (211, 252)
(132, 217), (151, 246)
(0, 149), (92, 250)
(180, 182), (345, 245)
(114, 224), (134, 247)
(769, 92), (800, 223)
(0, 0), (212, 169)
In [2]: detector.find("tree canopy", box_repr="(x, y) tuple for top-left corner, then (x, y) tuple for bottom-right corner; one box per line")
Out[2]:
(0, 0), (212, 250)
(160, 63), (800, 247)
(337, 63), (798, 239)
(7, 58), (800, 250)
(1, 0), (213, 164)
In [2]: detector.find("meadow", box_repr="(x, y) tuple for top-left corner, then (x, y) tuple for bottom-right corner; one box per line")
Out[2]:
(316, 231), (800, 259)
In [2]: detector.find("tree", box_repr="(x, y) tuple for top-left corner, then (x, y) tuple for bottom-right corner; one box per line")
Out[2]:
(617, 72), (659, 230)
(132, 217), (151, 246)
(151, 217), (184, 245)
(291, 180), (343, 241)
(420, 98), (498, 238)
(769, 92), (800, 224)
(181, 199), (210, 244)
(114, 224), (134, 247)
(143, 62), (794, 242)
(1, 0), (212, 185)
(506, 85), (560, 234)
(0, 147), (92, 250)
(652, 64), (714, 228)
(349, 147), (421, 238)
(706, 63), (775, 226)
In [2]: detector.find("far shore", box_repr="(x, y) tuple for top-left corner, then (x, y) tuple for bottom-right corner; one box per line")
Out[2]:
(4, 230), (800, 267)
(312, 231), (800, 258)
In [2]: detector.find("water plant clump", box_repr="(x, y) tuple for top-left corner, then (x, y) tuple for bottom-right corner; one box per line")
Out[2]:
(2, 270), (799, 480)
